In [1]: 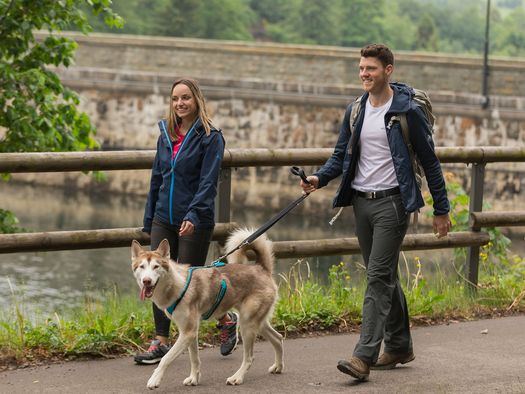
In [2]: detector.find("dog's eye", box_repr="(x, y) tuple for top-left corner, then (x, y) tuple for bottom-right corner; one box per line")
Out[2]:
(153, 265), (159, 270)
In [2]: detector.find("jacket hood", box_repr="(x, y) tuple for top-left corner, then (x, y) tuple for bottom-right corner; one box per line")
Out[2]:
(388, 82), (414, 113)
(158, 117), (220, 144)
(358, 82), (413, 114)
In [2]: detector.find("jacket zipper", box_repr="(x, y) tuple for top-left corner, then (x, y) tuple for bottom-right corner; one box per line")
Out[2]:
(159, 120), (196, 225)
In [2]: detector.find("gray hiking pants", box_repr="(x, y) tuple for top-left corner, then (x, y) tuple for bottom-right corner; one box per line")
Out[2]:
(352, 193), (413, 365)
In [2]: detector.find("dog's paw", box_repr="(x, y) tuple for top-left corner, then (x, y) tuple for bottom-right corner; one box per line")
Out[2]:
(147, 371), (162, 390)
(268, 363), (283, 374)
(183, 372), (201, 386)
(226, 374), (245, 385)
(147, 379), (160, 390)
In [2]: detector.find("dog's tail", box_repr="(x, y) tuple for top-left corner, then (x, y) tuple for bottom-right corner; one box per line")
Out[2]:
(224, 228), (274, 274)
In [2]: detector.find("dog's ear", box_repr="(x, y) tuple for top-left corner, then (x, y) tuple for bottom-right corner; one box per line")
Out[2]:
(131, 240), (142, 260)
(157, 238), (170, 259)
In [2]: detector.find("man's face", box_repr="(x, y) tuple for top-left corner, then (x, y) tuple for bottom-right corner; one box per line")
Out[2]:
(359, 56), (393, 94)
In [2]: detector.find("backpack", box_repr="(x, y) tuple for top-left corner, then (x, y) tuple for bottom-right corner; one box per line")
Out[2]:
(348, 87), (435, 189)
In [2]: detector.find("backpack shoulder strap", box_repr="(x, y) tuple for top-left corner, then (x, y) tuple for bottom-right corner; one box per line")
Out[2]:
(399, 113), (414, 156)
(399, 112), (422, 233)
(349, 96), (361, 127)
(399, 112), (422, 181)
(347, 96), (363, 155)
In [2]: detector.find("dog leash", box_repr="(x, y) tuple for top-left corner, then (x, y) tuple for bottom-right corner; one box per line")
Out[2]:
(215, 166), (311, 263)
(166, 167), (311, 317)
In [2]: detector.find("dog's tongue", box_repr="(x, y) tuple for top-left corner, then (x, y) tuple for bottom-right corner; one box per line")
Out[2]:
(140, 287), (146, 301)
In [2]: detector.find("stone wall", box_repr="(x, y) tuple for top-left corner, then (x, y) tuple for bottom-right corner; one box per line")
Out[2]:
(18, 32), (525, 216)
(40, 31), (525, 97)
(58, 68), (525, 151)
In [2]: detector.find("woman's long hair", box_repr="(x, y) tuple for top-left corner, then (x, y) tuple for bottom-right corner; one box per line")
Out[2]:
(167, 78), (213, 137)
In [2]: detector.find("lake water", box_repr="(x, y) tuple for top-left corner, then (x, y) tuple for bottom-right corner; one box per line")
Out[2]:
(0, 181), (523, 317)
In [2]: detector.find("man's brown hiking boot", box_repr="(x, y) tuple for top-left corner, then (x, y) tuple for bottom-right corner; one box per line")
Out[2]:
(371, 350), (415, 370)
(337, 356), (370, 381)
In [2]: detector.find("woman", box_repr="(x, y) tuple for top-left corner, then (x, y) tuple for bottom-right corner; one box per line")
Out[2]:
(134, 78), (238, 365)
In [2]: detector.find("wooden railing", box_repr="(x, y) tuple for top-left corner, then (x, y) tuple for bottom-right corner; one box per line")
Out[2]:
(1, 147), (524, 288)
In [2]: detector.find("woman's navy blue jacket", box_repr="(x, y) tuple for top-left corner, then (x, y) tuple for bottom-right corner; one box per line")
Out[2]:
(315, 82), (450, 216)
(143, 118), (225, 233)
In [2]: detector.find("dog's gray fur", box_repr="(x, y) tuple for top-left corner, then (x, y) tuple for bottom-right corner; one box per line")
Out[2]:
(131, 228), (284, 389)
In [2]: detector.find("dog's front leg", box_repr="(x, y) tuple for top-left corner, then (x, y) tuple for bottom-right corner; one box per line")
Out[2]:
(183, 336), (201, 386)
(147, 334), (193, 390)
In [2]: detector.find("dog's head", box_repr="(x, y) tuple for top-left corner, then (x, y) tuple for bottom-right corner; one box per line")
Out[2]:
(131, 239), (171, 301)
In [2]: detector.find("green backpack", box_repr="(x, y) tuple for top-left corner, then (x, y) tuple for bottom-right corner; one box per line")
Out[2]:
(348, 88), (436, 189)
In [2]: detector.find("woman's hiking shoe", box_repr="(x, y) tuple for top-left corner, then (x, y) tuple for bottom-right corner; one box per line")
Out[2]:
(370, 350), (415, 370)
(217, 312), (239, 356)
(337, 356), (370, 381)
(134, 339), (170, 365)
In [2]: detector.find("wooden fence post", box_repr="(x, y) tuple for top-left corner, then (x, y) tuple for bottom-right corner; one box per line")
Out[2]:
(213, 168), (232, 259)
(466, 162), (486, 290)
(215, 168), (231, 225)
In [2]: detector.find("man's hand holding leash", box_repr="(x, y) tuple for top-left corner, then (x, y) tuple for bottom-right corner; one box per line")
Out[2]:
(300, 176), (319, 194)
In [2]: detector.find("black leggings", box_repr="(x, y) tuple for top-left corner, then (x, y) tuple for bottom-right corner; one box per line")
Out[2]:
(150, 220), (214, 337)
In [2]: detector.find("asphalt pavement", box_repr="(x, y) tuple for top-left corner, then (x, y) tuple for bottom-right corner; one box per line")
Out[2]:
(1, 315), (524, 393)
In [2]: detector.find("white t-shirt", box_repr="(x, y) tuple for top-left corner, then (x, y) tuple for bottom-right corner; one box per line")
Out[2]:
(351, 96), (399, 192)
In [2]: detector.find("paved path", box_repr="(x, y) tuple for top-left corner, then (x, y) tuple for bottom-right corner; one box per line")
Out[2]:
(1, 315), (525, 393)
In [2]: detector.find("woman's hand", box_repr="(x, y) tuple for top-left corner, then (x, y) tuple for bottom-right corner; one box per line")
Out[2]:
(179, 220), (194, 236)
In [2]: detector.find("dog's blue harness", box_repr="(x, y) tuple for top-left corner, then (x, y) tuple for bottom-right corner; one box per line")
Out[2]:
(166, 261), (227, 320)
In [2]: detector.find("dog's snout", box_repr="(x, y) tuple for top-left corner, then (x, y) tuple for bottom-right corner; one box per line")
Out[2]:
(142, 277), (152, 287)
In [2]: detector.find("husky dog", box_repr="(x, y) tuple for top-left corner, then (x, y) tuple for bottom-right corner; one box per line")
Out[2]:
(131, 228), (284, 389)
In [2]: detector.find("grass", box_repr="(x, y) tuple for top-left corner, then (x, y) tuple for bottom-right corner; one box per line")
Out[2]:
(1, 244), (524, 370)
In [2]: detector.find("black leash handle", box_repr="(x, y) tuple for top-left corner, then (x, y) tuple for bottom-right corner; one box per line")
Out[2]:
(291, 166), (310, 185)
(217, 166), (312, 262)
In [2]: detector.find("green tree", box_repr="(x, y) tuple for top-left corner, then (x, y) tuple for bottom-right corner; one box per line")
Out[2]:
(339, 0), (386, 48)
(249, 0), (294, 41)
(0, 0), (122, 154)
(425, 1), (485, 54)
(0, 0), (122, 232)
(83, 0), (154, 35)
(153, 0), (255, 40)
(249, 0), (290, 23)
(377, 1), (417, 50)
(493, 7), (525, 56)
(295, 0), (341, 45)
(260, 0), (303, 43)
(265, 0), (341, 45)
(415, 13), (440, 51)
(75, 0), (525, 57)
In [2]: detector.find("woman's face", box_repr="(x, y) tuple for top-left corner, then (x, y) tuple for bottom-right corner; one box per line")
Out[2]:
(172, 83), (198, 122)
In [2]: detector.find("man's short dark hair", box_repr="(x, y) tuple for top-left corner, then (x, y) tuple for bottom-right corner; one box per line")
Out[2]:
(361, 44), (394, 68)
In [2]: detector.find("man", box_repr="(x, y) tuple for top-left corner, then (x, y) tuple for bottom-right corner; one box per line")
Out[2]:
(300, 44), (451, 381)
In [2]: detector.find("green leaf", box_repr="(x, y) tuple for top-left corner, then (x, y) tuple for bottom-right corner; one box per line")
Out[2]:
(0, 0), (120, 155)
